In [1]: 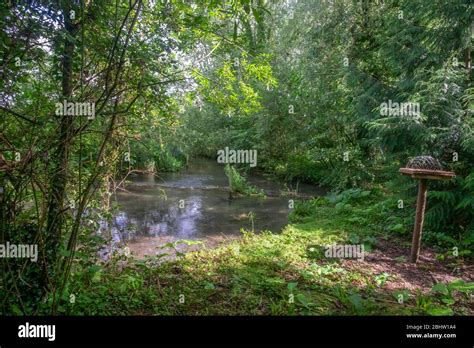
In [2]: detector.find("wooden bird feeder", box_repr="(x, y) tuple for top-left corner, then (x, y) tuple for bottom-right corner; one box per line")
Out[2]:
(399, 156), (455, 263)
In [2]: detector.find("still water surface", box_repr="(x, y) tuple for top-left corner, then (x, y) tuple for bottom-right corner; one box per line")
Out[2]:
(99, 159), (324, 258)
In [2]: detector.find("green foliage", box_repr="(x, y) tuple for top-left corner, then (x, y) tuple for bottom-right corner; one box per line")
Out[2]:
(12, 190), (466, 316)
(194, 52), (277, 117)
(1, 0), (472, 317)
(186, 0), (473, 247)
(224, 164), (264, 196)
(327, 189), (372, 205)
(0, 0), (279, 314)
(425, 173), (474, 250)
(427, 280), (474, 315)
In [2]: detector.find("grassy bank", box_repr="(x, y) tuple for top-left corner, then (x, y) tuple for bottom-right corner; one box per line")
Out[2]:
(60, 190), (473, 316)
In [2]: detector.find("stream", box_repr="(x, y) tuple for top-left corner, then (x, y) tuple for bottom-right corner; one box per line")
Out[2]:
(99, 158), (325, 258)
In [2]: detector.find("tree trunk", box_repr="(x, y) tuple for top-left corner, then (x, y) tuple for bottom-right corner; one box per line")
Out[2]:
(45, 1), (76, 271)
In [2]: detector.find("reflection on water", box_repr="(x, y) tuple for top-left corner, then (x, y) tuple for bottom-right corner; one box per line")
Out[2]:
(99, 159), (324, 258)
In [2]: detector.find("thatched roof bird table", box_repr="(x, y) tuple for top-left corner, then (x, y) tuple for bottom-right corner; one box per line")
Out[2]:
(399, 156), (455, 263)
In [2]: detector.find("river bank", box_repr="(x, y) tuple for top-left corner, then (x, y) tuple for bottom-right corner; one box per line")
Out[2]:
(65, 189), (473, 316)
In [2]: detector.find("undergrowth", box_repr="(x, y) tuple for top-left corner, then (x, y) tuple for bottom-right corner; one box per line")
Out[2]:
(51, 189), (473, 316)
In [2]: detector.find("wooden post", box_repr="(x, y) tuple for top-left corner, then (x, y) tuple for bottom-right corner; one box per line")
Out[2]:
(400, 165), (455, 263)
(410, 179), (428, 263)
